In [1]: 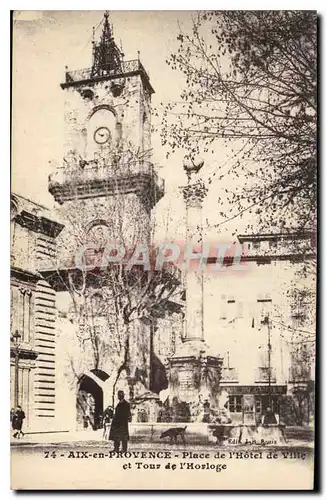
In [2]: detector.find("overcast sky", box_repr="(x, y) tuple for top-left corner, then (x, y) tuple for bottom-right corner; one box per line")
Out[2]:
(12, 10), (248, 241)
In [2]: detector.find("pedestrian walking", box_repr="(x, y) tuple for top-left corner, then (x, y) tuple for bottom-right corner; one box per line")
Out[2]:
(102, 406), (114, 440)
(12, 405), (25, 439)
(109, 390), (131, 452)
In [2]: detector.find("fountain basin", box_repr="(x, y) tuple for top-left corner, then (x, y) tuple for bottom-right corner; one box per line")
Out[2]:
(128, 423), (286, 446)
(208, 423), (287, 446)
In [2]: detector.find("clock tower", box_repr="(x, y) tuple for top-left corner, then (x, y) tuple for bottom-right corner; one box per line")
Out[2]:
(46, 13), (165, 427)
(49, 11), (164, 249)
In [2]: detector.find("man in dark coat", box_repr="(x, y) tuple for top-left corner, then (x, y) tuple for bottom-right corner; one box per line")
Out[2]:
(12, 405), (25, 438)
(262, 406), (277, 426)
(109, 390), (131, 452)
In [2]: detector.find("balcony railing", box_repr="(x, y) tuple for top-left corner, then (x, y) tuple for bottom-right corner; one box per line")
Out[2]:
(49, 159), (164, 192)
(255, 367), (276, 383)
(48, 156), (165, 206)
(64, 59), (150, 85)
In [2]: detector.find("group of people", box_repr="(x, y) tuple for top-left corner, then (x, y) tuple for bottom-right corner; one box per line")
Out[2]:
(9, 391), (131, 452)
(10, 392), (278, 451)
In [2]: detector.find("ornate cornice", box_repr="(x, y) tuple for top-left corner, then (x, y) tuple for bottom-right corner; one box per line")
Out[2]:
(11, 266), (40, 284)
(10, 347), (39, 361)
(14, 210), (64, 238)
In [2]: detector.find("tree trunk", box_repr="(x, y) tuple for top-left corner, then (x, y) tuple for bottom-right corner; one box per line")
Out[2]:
(102, 364), (126, 408)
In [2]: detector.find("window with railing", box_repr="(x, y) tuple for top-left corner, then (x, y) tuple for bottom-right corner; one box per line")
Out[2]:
(221, 295), (244, 322)
(256, 367), (276, 383)
(221, 351), (238, 381)
(289, 366), (311, 382)
(221, 367), (238, 381)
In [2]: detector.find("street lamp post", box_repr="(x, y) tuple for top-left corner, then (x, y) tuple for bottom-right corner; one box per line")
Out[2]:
(267, 315), (272, 408)
(262, 314), (272, 408)
(263, 314), (272, 408)
(11, 329), (22, 407)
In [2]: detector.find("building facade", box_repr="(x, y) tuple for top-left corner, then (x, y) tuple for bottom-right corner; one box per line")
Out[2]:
(10, 194), (63, 431)
(154, 232), (315, 425)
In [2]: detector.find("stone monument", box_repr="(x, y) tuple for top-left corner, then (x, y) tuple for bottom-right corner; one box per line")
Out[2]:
(167, 158), (223, 419)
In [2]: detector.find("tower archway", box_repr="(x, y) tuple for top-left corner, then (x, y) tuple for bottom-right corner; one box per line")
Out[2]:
(76, 371), (108, 430)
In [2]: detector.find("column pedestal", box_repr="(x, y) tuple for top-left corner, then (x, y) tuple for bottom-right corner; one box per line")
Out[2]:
(168, 344), (223, 406)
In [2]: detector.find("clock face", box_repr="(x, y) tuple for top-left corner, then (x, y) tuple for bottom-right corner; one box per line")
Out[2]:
(94, 126), (111, 145)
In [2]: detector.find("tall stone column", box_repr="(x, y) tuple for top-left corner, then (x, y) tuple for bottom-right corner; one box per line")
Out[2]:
(167, 159), (223, 412)
(181, 160), (208, 346)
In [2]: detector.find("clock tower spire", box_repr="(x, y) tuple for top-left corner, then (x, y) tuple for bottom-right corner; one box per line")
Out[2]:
(91, 11), (124, 78)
